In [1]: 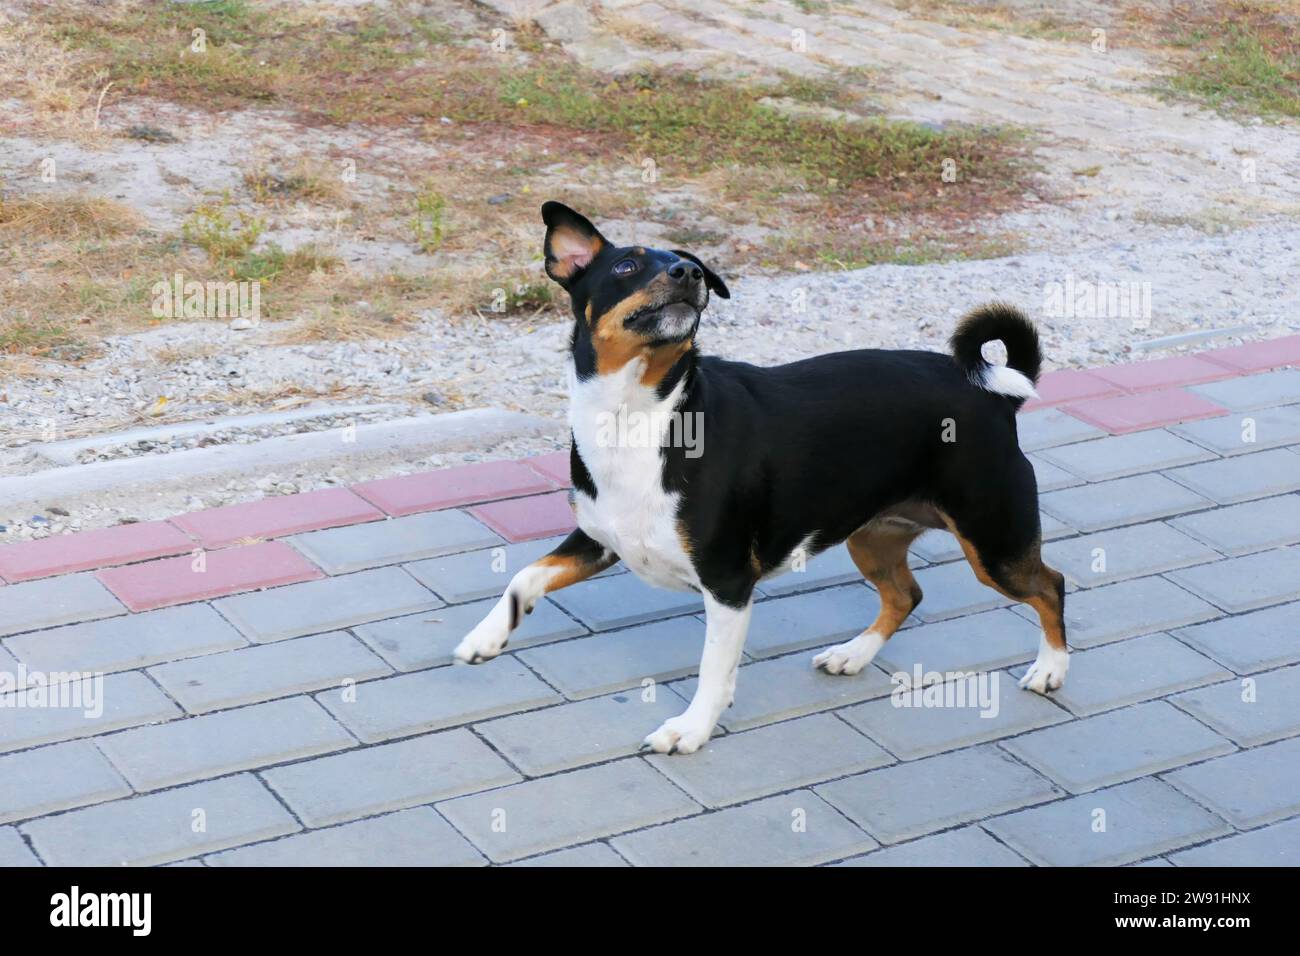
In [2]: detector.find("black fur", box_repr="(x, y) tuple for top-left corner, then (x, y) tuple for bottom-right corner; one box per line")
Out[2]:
(949, 302), (1043, 406)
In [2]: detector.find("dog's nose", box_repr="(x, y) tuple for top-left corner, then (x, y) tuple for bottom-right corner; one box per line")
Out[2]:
(668, 261), (703, 286)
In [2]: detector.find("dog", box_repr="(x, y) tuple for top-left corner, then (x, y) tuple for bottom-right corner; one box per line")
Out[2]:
(454, 201), (1068, 754)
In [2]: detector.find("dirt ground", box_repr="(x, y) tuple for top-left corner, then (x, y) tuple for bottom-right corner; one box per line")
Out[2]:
(1, 0), (1298, 534)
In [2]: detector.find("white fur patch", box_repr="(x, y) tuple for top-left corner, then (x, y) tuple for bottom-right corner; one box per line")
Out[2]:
(979, 364), (1038, 400)
(569, 359), (698, 592)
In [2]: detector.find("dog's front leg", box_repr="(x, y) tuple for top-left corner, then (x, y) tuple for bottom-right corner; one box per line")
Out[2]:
(453, 529), (616, 664)
(644, 592), (752, 755)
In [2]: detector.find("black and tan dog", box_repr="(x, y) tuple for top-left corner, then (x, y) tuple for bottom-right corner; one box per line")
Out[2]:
(454, 201), (1068, 754)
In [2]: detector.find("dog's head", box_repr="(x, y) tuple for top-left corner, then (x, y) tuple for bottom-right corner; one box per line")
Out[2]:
(541, 201), (728, 381)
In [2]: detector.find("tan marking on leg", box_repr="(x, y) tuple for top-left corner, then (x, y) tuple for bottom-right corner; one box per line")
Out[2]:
(846, 524), (924, 639)
(535, 550), (617, 592)
(939, 513), (1067, 652)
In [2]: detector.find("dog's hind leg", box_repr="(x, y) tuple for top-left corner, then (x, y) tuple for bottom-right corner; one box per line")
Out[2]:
(813, 521), (924, 675)
(453, 528), (617, 664)
(942, 514), (1068, 693)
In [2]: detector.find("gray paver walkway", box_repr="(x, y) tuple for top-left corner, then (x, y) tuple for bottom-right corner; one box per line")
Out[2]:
(1, 368), (1298, 866)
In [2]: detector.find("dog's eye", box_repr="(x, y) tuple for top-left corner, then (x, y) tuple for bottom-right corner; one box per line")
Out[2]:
(612, 259), (638, 276)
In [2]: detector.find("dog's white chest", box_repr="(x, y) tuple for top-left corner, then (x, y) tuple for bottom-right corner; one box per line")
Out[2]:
(568, 362), (699, 592)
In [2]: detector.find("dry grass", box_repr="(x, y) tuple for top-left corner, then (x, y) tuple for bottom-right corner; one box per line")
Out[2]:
(0, 0), (1040, 359)
(0, 194), (142, 241)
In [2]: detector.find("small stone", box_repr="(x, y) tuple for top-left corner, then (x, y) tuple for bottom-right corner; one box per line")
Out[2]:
(229, 318), (255, 331)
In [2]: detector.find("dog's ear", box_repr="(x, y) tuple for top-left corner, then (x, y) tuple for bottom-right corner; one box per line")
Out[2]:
(542, 201), (607, 288)
(671, 249), (730, 299)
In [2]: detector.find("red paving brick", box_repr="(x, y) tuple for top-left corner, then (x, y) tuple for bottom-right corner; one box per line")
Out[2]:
(1201, 334), (1300, 373)
(169, 487), (383, 549)
(1063, 388), (1229, 435)
(352, 460), (556, 516)
(526, 451), (572, 487)
(1022, 369), (1122, 410)
(1088, 355), (1236, 393)
(0, 521), (194, 583)
(469, 491), (576, 542)
(96, 541), (324, 612)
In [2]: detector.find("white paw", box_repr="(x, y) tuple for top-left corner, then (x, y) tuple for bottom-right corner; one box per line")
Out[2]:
(812, 631), (885, 676)
(1019, 638), (1069, 693)
(643, 712), (716, 755)
(452, 595), (515, 664)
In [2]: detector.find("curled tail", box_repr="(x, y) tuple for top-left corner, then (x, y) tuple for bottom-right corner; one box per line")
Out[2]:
(949, 303), (1042, 407)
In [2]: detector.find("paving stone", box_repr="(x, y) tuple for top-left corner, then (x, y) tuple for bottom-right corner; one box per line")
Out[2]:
(757, 545), (867, 596)
(1172, 403), (1300, 455)
(1166, 546), (1300, 612)
(612, 790), (875, 866)
(206, 807), (486, 867)
(875, 608), (1043, 676)
(1169, 816), (1300, 866)
(645, 713), (894, 807)
(1037, 430), (1215, 482)
(0, 572), (126, 637)
(518, 616), (703, 699)
(0, 520), (193, 583)
(1202, 333), (1300, 372)
(1002, 700), (1233, 793)
(910, 560), (1013, 621)
(1169, 493), (1300, 556)
(0, 671), (180, 754)
(404, 535), (609, 604)
(96, 697), (355, 791)
(525, 451), (571, 486)
(909, 530), (964, 564)
(171, 487), (383, 549)
(816, 744), (1062, 844)
(1020, 633), (1229, 716)
(677, 651), (894, 732)
(839, 677), (1069, 760)
(0, 740), (131, 825)
(511, 843), (627, 867)
(214, 566), (441, 643)
(437, 759), (700, 863)
(1039, 512), (1074, 540)
(984, 778), (1231, 866)
(316, 655), (560, 742)
(148, 631), (392, 713)
(1189, 369), (1300, 410)
(288, 510), (502, 574)
(1016, 408), (1106, 452)
(97, 541), (323, 612)
(1023, 369), (1118, 409)
(745, 584), (879, 658)
(1042, 521), (1219, 588)
(1164, 736), (1300, 828)
(1027, 454), (1084, 491)
(4, 603), (246, 678)
(837, 826), (1028, 867)
(1171, 601), (1300, 673)
(0, 826), (39, 866)
(1089, 355), (1235, 393)
(475, 690), (688, 776)
(1171, 665), (1300, 747)
(262, 729), (520, 827)
(353, 459), (556, 516)
(1165, 448), (1300, 504)
(1039, 473), (1211, 532)
(1063, 389), (1227, 435)
(1011, 574), (1221, 649)
(469, 490), (577, 542)
(353, 598), (584, 672)
(547, 572), (703, 630)
(21, 774), (299, 867)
